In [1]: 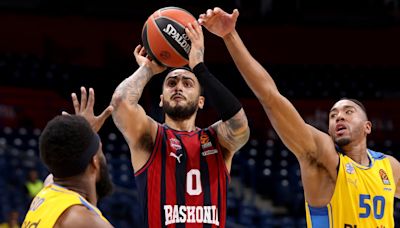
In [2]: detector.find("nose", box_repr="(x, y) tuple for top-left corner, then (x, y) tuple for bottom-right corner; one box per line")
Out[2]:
(335, 112), (345, 122)
(174, 81), (184, 92)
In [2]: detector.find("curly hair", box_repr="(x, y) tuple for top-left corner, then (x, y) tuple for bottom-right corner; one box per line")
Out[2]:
(39, 115), (97, 178)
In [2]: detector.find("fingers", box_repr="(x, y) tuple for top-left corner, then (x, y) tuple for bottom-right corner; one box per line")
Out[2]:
(232, 9), (239, 20)
(80, 86), (88, 111)
(86, 87), (95, 110)
(133, 44), (142, 57)
(186, 21), (202, 39)
(198, 18), (204, 25)
(139, 46), (147, 57)
(71, 92), (80, 114)
(206, 9), (213, 17)
(61, 111), (70, 116)
(98, 105), (114, 123)
(213, 7), (222, 14)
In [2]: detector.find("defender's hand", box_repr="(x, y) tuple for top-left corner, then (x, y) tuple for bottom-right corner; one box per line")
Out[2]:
(62, 87), (113, 132)
(198, 7), (239, 38)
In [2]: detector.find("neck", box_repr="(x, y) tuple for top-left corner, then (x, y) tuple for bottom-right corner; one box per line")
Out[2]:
(54, 175), (97, 205)
(165, 114), (197, 132)
(342, 143), (369, 166)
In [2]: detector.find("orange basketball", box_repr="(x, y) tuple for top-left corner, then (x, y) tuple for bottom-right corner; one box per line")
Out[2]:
(142, 7), (196, 68)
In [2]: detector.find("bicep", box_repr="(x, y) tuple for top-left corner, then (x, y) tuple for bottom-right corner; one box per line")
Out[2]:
(111, 100), (157, 145)
(212, 109), (250, 154)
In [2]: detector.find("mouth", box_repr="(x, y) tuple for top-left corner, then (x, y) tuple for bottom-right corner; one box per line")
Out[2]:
(335, 124), (347, 135)
(171, 94), (185, 101)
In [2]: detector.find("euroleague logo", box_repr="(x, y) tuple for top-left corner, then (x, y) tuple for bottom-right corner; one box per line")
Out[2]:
(200, 133), (212, 149)
(379, 169), (390, 185)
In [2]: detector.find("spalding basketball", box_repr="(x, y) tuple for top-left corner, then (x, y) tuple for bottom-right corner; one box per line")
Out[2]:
(142, 7), (196, 68)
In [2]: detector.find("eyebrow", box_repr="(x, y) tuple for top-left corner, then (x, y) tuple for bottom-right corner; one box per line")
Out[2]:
(165, 75), (195, 83)
(329, 105), (356, 113)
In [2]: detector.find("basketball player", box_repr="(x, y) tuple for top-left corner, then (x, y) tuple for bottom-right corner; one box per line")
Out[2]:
(22, 88), (114, 227)
(110, 21), (249, 227)
(199, 7), (400, 227)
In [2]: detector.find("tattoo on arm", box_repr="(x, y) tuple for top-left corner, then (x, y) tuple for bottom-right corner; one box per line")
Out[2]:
(215, 109), (249, 152)
(195, 48), (204, 63)
(111, 66), (153, 131)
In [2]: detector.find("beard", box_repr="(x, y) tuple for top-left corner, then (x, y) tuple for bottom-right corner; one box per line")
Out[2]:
(335, 137), (351, 147)
(96, 158), (113, 201)
(163, 98), (198, 121)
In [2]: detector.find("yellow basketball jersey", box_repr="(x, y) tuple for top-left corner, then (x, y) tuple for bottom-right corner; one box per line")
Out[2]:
(22, 184), (110, 228)
(306, 149), (395, 228)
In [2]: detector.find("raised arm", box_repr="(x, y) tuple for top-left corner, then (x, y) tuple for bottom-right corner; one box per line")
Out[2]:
(62, 87), (113, 133)
(199, 8), (336, 166)
(185, 22), (250, 170)
(110, 45), (166, 171)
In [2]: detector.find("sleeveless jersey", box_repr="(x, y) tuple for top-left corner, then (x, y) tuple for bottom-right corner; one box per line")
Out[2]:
(135, 124), (230, 228)
(306, 149), (395, 228)
(22, 184), (110, 227)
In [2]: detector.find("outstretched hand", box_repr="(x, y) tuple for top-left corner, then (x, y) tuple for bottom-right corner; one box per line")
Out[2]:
(62, 87), (113, 132)
(185, 21), (205, 69)
(134, 44), (166, 76)
(198, 7), (239, 38)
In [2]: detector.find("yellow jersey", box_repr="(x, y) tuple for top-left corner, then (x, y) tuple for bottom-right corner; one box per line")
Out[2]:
(306, 149), (395, 228)
(22, 184), (110, 228)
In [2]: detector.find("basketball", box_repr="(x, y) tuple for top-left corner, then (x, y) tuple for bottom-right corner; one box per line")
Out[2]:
(142, 7), (196, 68)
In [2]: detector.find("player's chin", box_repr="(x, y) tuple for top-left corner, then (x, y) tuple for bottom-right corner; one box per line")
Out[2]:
(335, 136), (351, 147)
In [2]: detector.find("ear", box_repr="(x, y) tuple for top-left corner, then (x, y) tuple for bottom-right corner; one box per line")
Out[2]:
(365, 120), (372, 135)
(198, 95), (205, 109)
(90, 153), (101, 174)
(159, 94), (163, 107)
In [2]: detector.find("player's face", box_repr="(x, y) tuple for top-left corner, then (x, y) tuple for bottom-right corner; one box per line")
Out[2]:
(328, 100), (371, 147)
(161, 69), (204, 121)
(95, 146), (113, 201)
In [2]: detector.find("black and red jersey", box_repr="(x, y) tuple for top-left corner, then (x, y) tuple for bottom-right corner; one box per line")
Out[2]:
(135, 124), (230, 228)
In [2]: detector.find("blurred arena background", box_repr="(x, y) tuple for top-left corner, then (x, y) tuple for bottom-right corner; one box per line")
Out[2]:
(0, 0), (399, 227)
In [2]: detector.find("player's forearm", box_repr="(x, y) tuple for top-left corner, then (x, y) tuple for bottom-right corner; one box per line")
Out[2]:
(223, 30), (279, 105)
(192, 62), (242, 121)
(111, 65), (153, 110)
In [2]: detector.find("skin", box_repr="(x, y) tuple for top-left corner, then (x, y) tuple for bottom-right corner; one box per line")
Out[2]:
(52, 87), (114, 227)
(53, 151), (113, 228)
(198, 7), (400, 207)
(111, 21), (249, 174)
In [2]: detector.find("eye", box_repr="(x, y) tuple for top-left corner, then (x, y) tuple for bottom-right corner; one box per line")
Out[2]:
(330, 113), (337, 118)
(346, 110), (353, 114)
(167, 80), (176, 87)
(183, 80), (193, 88)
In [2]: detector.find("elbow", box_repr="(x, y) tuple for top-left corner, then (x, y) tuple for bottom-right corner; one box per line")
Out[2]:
(111, 91), (124, 111)
(233, 110), (251, 149)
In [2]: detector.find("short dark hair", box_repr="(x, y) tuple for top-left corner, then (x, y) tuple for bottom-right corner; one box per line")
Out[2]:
(39, 115), (97, 178)
(339, 97), (368, 119)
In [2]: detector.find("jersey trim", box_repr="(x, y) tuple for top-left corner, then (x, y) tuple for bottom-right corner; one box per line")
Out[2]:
(135, 124), (162, 176)
(207, 126), (231, 183)
(368, 149), (385, 160)
(307, 204), (333, 228)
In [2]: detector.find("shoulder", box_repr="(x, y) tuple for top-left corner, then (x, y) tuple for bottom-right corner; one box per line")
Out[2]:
(368, 149), (386, 160)
(385, 154), (400, 170)
(54, 205), (112, 228)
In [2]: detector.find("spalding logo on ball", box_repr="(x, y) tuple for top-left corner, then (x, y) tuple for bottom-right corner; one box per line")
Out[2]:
(142, 7), (196, 68)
